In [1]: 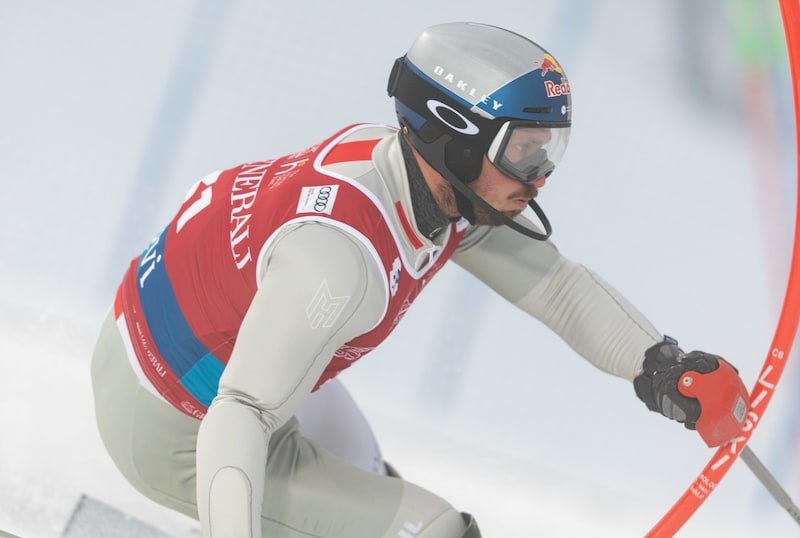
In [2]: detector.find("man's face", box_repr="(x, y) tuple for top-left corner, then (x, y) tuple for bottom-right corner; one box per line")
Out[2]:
(468, 153), (546, 225)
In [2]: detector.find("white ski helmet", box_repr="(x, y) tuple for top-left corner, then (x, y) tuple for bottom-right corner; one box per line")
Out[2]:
(387, 22), (572, 239)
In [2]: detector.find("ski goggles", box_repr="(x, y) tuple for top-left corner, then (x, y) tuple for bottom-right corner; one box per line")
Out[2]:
(486, 121), (571, 183)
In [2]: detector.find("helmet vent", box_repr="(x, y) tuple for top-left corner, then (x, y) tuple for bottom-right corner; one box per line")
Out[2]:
(523, 106), (552, 114)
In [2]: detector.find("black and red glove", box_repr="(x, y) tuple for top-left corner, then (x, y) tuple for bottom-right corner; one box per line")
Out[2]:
(633, 339), (750, 447)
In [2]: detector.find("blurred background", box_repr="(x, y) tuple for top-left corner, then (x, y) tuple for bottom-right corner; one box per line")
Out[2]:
(1, 0), (798, 536)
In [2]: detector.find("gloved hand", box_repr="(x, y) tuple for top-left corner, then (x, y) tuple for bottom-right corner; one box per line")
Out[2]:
(633, 339), (750, 447)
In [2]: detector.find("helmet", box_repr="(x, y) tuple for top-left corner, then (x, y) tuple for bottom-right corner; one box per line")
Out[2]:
(387, 22), (572, 240)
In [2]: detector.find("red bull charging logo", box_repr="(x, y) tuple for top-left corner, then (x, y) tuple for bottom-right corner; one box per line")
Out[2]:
(537, 53), (563, 76)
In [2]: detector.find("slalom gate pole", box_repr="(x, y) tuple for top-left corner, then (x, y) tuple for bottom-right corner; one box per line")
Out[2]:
(645, 0), (800, 535)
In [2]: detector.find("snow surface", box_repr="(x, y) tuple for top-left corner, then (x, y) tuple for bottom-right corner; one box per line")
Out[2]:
(2, 1), (800, 536)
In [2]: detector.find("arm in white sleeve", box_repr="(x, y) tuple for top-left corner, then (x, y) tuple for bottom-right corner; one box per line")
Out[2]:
(516, 255), (662, 380)
(196, 222), (386, 538)
(453, 222), (662, 381)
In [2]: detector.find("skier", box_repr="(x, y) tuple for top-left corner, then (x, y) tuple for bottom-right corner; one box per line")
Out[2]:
(90, 22), (750, 537)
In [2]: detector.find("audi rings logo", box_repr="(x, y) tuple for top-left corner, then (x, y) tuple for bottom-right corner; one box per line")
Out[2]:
(426, 99), (479, 135)
(314, 186), (333, 212)
(297, 184), (339, 215)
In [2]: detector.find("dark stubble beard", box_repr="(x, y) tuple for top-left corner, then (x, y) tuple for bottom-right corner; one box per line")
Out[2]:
(470, 183), (540, 226)
(435, 180), (540, 225)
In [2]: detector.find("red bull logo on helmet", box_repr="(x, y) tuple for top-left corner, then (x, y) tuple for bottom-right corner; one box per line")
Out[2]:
(537, 53), (570, 99)
(537, 53), (564, 76)
(544, 77), (571, 98)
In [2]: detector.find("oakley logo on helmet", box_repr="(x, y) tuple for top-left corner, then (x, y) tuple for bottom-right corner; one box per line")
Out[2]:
(426, 99), (479, 135)
(432, 65), (504, 111)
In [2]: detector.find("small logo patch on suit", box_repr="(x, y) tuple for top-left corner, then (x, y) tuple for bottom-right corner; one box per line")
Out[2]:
(297, 185), (338, 215)
(389, 257), (401, 296)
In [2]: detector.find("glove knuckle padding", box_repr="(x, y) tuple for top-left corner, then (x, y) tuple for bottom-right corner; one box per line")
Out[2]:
(635, 341), (750, 446)
(654, 365), (702, 427)
(634, 342), (722, 429)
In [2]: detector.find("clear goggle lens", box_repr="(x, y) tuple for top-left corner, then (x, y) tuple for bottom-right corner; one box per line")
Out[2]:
(486, 122), (571, 183)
